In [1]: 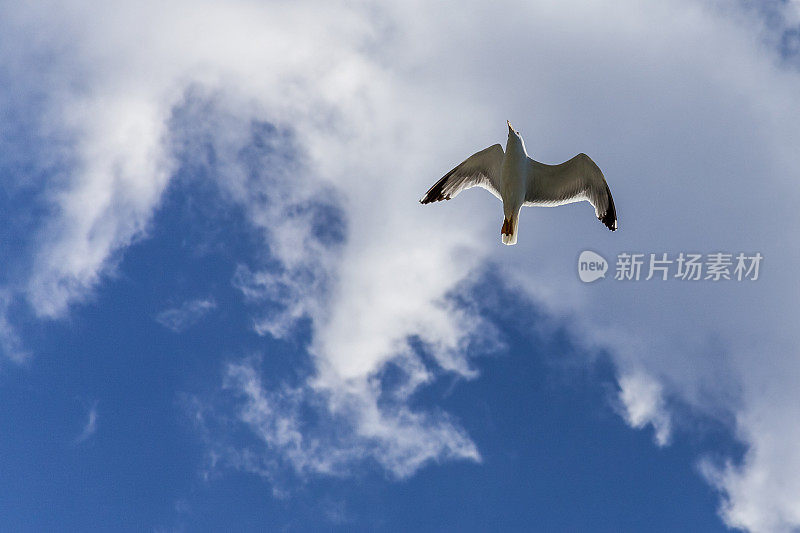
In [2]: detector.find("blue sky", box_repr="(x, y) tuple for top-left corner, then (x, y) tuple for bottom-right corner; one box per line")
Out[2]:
(0, 178), (730, 530)
(2, 1), (800, 531)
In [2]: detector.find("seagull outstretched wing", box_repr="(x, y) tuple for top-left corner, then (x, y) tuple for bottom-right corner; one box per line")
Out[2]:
(420, 144), (504, 203)
(524, 152), (617, 231)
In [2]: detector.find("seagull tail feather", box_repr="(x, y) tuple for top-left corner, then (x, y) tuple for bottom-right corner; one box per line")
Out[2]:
(501, 215), (518, 246)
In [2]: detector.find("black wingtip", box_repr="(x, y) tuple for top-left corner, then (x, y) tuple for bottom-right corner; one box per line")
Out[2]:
(420, 174), (451, 204)
(600, 183), (617, 231)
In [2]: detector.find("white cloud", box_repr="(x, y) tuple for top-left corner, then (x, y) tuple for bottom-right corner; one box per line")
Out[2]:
(3, 1), (800, 530)
(170, 93), (495, 477)
(0, 293), (30, 364)
(156, 298), (216, 333)
(2, 0), (492, 478)
(232, 265), (307, 339)
(74, 402), (98, 444)
(617, 371), (672, 447)
(214, 358), (479, 480)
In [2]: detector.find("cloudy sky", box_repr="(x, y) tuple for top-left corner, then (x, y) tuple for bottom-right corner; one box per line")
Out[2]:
(2, 0), (800, 531)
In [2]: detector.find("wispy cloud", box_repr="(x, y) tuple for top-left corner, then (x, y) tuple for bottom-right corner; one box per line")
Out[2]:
(191, 356), (480, 485)
(74, 402), (98, 445)
(0, 293), (30, 364)
(155, 298), (216, 333)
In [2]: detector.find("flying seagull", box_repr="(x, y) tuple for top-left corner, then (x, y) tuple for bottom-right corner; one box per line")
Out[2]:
(420, 121), (617, 245)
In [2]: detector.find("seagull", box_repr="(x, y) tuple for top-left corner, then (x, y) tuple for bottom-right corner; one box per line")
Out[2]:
(420, 121), (617, 245)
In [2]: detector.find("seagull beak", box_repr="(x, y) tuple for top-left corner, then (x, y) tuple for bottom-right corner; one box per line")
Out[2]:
(507, 120), (515, 134)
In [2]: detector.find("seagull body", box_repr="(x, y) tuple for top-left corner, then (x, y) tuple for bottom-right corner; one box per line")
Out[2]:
(420, 121), (617, 245)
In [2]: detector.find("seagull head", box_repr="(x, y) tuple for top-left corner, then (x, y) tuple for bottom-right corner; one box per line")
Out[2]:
(507, 120), (519, 137)
(506, 120), (526, 153)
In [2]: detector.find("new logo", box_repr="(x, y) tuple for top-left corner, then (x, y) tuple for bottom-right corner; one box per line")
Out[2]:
(578, 250), (608, 283)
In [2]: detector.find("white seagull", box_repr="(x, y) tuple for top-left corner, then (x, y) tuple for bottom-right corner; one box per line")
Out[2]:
(420, 121), (617, 245)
